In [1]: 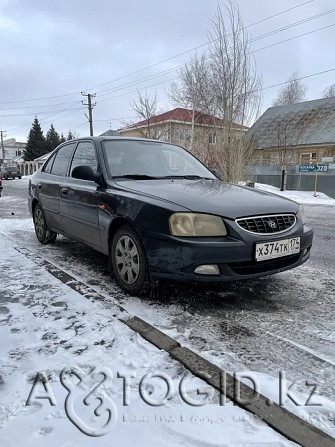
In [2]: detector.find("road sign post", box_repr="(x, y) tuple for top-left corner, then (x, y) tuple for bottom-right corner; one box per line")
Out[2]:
(314, 163), (318, 197)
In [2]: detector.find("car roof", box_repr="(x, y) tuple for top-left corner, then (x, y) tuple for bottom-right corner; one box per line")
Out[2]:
(67, 136), (173, 144)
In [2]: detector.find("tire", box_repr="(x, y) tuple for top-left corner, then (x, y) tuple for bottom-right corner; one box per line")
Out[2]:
(33, 204), (57, 245)
(18, 176), (22, 179)
(111, 224), (149, 296)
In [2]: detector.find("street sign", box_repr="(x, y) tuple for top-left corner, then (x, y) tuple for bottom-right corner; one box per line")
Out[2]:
(298, 164), (329, 172)
(321, 156), (334, 162)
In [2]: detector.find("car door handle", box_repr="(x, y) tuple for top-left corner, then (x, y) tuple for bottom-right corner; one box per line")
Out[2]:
(61, 187), (69, 195)
(37, 183), (43, 190)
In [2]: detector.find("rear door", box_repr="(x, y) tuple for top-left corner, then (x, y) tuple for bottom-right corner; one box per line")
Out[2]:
(37, 143), (77, 231)
(60, 140), (102, 248)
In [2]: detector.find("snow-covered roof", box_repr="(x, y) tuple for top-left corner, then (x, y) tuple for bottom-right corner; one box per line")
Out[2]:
(34, 151), (53, 162)
(247, 96), (335, 149)
(12, 155), (24, 163)
(99, 129), (121, 136)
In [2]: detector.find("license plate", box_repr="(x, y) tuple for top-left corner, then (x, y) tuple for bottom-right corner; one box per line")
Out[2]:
(255, 237), (300, 261)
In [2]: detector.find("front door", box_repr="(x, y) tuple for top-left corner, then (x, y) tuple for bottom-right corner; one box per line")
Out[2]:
(60, 141), (102, 248)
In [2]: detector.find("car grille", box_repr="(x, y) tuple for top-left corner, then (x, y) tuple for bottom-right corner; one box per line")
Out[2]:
(235, 214), (296, 235)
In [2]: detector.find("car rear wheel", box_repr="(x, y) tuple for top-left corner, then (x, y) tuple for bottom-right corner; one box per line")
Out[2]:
(33, 204), (57, 244)
(111, 225), (148, 295)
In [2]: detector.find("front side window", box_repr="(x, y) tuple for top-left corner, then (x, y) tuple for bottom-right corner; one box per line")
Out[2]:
(70, 141), (98, 177)
(50, 143), (76, 176)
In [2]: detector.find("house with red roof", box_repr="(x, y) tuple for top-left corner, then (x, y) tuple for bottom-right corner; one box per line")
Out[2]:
(118, 108), (248, 165)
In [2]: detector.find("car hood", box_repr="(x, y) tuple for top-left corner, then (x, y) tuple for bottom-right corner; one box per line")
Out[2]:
(114, 179), (298, 219)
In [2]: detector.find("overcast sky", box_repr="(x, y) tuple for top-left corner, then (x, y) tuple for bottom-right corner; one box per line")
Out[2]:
(1, 0), (335, 142)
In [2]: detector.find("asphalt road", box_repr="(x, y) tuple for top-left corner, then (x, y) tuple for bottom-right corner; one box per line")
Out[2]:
(1, 178), (334, 408)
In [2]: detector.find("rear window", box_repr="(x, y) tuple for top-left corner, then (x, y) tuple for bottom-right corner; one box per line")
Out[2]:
(6, 167), (18, 172)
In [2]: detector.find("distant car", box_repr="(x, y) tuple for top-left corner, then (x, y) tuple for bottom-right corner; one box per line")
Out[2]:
(1, 166), (22, 179)
(28, 137), (313, 296)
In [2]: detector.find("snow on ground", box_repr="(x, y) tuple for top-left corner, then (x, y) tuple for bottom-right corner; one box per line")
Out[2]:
(239, 181), (335, 206)
(0, 232), (297, 446)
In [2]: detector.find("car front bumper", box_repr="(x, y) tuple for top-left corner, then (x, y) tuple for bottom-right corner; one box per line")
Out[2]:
(142, 224), (314, 283)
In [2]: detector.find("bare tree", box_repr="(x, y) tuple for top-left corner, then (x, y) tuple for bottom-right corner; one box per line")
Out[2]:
(274, 120), (303, 165)
(128, 90), (166, 139)
(208, 2), (261, 182)
(169, 1), (261, 182)
(169, 54), (211, 112)
(322, 83), (335, 98)
(169, 54), (213, 151)
(272, 72), (307, 106)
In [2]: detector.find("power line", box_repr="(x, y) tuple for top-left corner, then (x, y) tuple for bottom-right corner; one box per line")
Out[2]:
(86, 0), (316, 93)
(94, 24), (335, 105)
(93, 12), (335, 100)
(96, 68), (335, 107)
(253, 22), (335, 53)
(257, 68), (335, 93)
(0, 92), (80, 106)
(0, 100), (80, 111)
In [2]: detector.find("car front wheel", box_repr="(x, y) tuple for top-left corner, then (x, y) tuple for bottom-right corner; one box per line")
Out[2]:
(111, 225), (148, 295)
(33, 204), (57, 244)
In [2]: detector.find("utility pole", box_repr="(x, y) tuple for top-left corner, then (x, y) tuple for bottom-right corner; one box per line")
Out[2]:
(0, 130), (6, 165)
(81, 92), (96, 136)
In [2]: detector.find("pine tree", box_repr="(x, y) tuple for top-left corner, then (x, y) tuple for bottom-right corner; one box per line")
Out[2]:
(46, 124), (61, 152)
(23, 117), (48, 161)
(60, 133), (66, 144)
(67, 130), (74, 140)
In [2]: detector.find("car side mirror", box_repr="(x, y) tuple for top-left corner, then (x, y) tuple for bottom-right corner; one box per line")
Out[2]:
(211, 168), (222, 179)
(72, 165), (101, 183)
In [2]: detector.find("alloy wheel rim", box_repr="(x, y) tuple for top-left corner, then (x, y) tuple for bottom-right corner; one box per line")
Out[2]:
(115, 235), (140, 285)
(35, 208), (45, 238)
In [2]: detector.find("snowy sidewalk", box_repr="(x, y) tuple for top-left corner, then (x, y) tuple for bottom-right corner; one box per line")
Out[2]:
(240, 182), (335, 206)
(0, 233), (296, 446)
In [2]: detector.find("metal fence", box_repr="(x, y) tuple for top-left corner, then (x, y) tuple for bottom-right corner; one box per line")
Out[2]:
(247, 165), (335, 199)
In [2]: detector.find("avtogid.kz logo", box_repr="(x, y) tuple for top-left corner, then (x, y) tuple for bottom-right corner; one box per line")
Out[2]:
(27, 366), (118, 437)
(26, 367), (323, 437)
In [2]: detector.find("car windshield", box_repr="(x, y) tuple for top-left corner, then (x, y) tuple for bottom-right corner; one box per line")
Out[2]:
(102, 140), (216, 180)
(6, 167), (17, 172)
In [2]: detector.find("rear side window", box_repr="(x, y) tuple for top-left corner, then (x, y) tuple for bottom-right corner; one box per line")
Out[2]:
(43, 153), (56, 173)
(70, 141), (98, 176)
(50, 143), (76, 176)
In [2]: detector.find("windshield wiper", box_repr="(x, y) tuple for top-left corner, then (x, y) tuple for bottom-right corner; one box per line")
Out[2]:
(113, 174), (214, 181)
(113, 174), (161, 180)
(160, 175), (213, 180)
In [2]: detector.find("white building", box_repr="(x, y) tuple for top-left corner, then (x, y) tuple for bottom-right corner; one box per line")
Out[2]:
(1, 138), (26, 164)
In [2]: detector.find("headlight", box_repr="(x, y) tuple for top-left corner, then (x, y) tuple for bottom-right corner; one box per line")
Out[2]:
(169, 213), (227, 236)
(298, 205), (306, 224)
